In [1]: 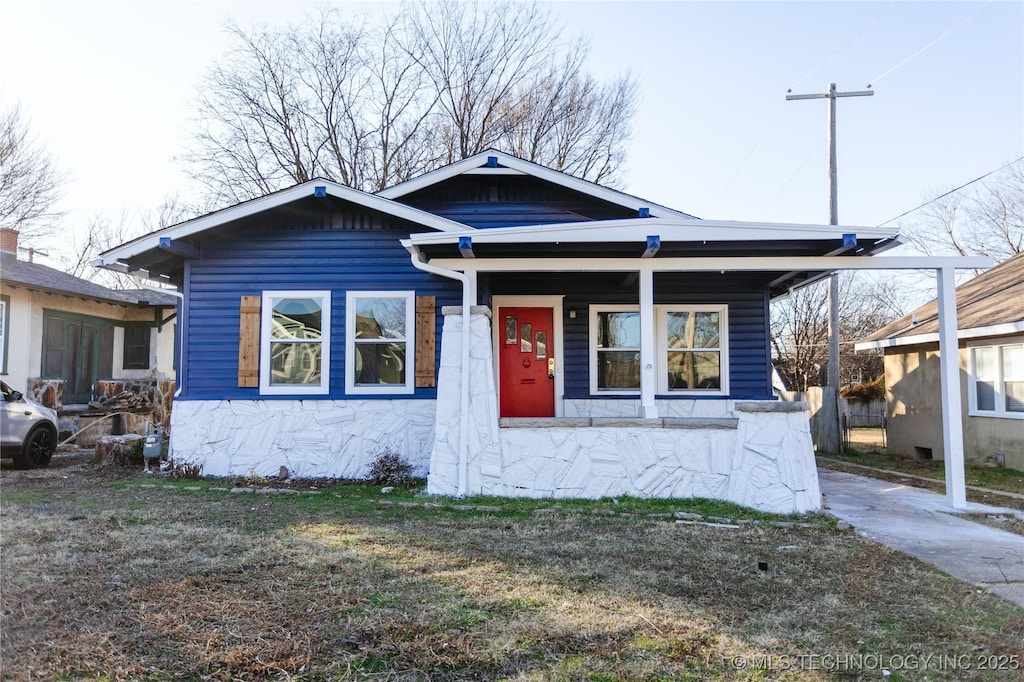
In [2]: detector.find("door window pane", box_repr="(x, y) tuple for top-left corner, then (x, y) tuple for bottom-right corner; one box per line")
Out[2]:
(536, 331), (547, 359)
(520, 323), (532, 353)
(505, 315), (517, 345)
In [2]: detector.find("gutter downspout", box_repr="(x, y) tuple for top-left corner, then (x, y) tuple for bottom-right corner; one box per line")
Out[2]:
(405, 244), (474, 497)
(131, 275), (185, 399)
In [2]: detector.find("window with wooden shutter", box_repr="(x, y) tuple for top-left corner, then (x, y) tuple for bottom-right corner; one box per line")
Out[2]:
(238, 295), (261, 387)
(415, 296), (436, 388)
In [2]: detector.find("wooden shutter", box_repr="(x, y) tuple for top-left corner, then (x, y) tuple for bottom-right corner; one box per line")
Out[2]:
(238, 296), (261, 387)
(415, 295), (436, 388)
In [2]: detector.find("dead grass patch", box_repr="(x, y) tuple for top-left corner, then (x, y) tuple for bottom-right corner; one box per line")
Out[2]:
(1, 461), (1022, 680)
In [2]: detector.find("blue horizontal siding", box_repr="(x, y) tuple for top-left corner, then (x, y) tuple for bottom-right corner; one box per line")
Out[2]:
(181, 217), (461, 400)
(397, 176), (636, 228)
(495, 274), (773, 401)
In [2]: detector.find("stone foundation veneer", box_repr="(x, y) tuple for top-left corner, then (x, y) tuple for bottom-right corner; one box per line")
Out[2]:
(170, 399), (436, 478)
(428, 306), (821, 514)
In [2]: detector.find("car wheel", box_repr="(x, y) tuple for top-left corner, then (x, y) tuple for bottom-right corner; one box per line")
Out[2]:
(16, 425), (56, 469)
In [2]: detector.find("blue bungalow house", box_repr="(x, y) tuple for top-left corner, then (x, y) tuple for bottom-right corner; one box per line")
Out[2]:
(95, 150), (902, 512)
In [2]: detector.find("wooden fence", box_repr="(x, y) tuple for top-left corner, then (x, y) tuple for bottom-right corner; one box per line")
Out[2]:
(778, 388), (886, 454)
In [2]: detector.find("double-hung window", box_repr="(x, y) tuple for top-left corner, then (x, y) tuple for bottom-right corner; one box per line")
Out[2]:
(346, 291), (415, 395)
(590, 304), (728, 395)
(969, 340), (1024, 418)
(260, 291), (330, 395)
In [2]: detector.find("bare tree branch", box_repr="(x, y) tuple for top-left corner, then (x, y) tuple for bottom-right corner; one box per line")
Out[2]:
(0, 104), (66, 241)
(183, 1), (638, 204)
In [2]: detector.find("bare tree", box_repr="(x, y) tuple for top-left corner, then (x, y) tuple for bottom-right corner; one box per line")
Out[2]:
(900, 159), (1023, 270)
(0, 104), (66, 241)
(771, 273), (903, 392)
(60, 196), (197, 288)
(185, 0), (638, 204)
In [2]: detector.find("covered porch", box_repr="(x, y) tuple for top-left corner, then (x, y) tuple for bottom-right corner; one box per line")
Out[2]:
(404, 219), (988, 512)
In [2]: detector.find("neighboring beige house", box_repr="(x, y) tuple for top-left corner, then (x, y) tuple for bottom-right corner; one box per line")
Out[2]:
(0, 228), (177, 406)
(857, 253), (1023, 471)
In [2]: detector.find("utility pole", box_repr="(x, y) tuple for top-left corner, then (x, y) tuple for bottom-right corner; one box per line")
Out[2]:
(787, 83), (873, 453)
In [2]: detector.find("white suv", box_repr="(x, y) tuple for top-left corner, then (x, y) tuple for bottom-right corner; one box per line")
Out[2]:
(1, 380), (59, 468)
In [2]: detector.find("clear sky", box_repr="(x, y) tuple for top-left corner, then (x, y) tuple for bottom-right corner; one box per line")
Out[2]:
(2, 1), (1022, 264)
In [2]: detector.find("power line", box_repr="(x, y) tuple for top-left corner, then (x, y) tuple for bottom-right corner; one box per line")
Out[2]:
(869, 1), (991, 84)
(877, 157), (1024, 227)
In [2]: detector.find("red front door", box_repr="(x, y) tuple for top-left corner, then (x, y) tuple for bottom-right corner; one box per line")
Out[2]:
(499, 307), (555, 417)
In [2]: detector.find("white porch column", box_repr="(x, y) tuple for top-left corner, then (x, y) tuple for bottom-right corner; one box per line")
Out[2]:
(638, 266), (658, 418)
(936, 266), (967, 509)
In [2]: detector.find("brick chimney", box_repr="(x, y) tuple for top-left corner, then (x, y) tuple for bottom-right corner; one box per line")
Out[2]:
(0, 228), (17, 255)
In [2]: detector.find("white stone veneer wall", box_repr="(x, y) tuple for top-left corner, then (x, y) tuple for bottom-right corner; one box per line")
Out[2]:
(428, 306), (821, 514)
(426, 307), (502, 495)
(170, 399), (435, 478)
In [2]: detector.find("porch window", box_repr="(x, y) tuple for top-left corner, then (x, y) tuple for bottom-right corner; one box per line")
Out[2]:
(590, 304), (728, 395)
(659, 306), (726, 392)
(970, 340), (1024, 418)
(345, 291), (415, 395)
(259, 291), (330, 395)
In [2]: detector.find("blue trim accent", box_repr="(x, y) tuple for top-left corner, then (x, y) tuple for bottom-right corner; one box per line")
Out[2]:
(458, 236), (475, 259)
(638, 207), (650, 218)
(486, 156), (498, 168)
(643, 235), (660, 258)
(158, 237), (200, 259)
(843, 233), (857, 247)
(178, 260), (192, 397)
(314, 186), (327, 198)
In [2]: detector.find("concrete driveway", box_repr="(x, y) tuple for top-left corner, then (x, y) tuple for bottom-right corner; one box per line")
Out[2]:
(818, 469), (1024, 607)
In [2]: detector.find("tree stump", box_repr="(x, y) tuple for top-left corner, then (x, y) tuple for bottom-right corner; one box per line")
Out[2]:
(93, 435), (145, 467)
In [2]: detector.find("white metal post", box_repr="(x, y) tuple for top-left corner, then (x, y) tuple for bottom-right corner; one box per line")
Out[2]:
(638, 267), (658, 418)
(936, 266), (967, 509)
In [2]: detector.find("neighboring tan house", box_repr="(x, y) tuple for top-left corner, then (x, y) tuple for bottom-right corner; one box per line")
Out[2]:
(0, 228), (178, 408)
(856, 252), (1023, 471)
(94, 150), (908, 512)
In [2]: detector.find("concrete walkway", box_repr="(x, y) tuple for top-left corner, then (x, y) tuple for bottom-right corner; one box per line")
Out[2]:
(818, 469), (1024, 607)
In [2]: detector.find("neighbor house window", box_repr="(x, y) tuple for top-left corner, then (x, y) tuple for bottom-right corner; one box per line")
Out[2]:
(970, 340), (1024, 418)
(590, 304), (728, 395)
(345, 291), (415, 395)
(259, 291), (330, 395)
(122, 325), (151, 370)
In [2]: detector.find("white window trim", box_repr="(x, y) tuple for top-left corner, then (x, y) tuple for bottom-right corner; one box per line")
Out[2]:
(345, 290), (416, 396)
(589, 304), (729, 396)
(657, 305), (729, 396)
(259, 290), (331, 396)
(590, 304), (641, 396)
(967, 337), (1024, 420)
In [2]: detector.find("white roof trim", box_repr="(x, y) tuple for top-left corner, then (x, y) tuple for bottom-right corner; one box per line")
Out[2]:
(94, 179), (472, 268)
(406, 216), (900, 246)
(377, 149), (697, 219)
(855, 321), (1024, 351)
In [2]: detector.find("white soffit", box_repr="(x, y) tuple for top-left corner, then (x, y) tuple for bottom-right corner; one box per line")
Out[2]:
(407, 217), (901, 246)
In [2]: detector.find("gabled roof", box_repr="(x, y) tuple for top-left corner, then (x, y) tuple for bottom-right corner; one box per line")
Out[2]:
(1, 252), (176, 307)
(377, 149), (698, 220)
(857, 252), (1024, 350)
(94, 178), (472, 273)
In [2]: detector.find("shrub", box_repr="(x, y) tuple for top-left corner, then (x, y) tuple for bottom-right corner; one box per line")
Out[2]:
(841, 375), (885, 404)
(366, 448), (415, 486)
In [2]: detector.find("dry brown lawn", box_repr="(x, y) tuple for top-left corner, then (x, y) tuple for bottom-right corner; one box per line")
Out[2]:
(1, 454), (1022, 681)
